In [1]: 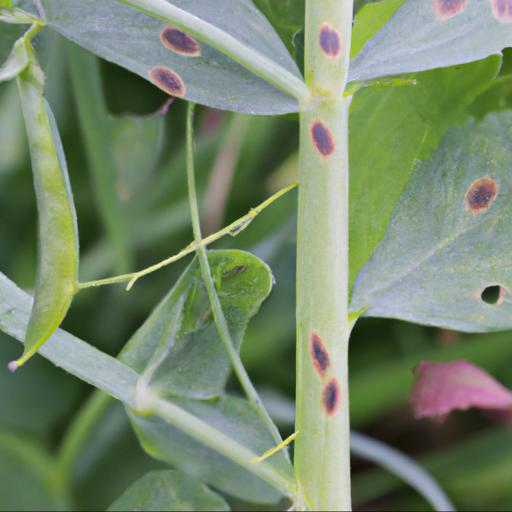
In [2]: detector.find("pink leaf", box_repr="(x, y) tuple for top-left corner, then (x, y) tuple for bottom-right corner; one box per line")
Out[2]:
(411, 360), (512, 419)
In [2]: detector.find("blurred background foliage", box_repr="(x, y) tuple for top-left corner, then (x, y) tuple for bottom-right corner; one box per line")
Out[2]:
(1, 1), (512, 510)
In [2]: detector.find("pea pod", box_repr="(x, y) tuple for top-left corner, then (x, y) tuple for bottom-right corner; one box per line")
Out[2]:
(9, 37), (79, 369)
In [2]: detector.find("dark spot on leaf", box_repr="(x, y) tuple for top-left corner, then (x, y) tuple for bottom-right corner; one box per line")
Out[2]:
(160, 26), (202, 56)
(311, 121), (335, 157)
(223, 266), (246, 279)
(465, 177), (498, 214)
(434, 0), (466, 19)
(310, 333), (330, 376)
(481, 285), (507, 305)
(323, 378), (340, 416)
(149, 66), (186, 97)
(319, 23), (341, 58)
(491, 0), (512, 22)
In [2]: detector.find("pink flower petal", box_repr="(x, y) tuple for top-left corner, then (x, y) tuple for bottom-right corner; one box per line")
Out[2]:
(411, 360), (512, 419)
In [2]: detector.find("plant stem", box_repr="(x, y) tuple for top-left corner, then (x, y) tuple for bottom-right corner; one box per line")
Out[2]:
(294, 1), (353, 510)
(185, 103), (285, 450)
(135, 385), (298, 500)
(116, 0), (309, 102)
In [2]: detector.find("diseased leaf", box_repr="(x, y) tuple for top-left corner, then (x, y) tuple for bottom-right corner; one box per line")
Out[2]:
(128, 396), (290, 504)
(350, 0), (512, 83)
(411, 360), (512, 419)
(40, 0), (302, 114)
(108, 470), (229, 511)
(351, 112), (512, 332)
(349, 57), (501, 291)
(0, 37), (28, 82)
(121, 250), (273, 400)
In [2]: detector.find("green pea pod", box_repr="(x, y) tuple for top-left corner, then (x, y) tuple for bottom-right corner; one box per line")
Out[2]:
(10, 39), (79, 369)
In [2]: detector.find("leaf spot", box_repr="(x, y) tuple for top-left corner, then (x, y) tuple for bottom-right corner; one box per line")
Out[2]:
(311, 121), (335, 157)
(149, 66), (186, 97)
(310, 333), (330, 376)
(465, 177), (498, 214)
(491, 0), (512, 22)
(323, 378), (340, 416)
(319, 23), (342, 58)
(222, 266), (246, 279)
(481, 285), (507, 305)
(434, 0), (466, 19)
(160, 26), (202, 57)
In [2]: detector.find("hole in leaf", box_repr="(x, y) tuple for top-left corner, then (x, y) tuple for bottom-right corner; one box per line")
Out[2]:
(481, 285), (506, 305)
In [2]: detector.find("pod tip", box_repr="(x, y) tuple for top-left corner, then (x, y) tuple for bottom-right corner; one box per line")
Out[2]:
(7, 360), (19, 373)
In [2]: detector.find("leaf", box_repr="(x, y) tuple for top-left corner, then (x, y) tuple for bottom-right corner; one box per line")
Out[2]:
(411, 360), (512, 419)
(349, 56), (501, 291)
(121, 249), (291, 503)
(108, 469), (229, 511)
(350, 329), (512, 427)
(351, 0), (406, 58)
(112, 105), (167, 202)
(351, 111), (512, 332)
(40, 0), (302, 114)
(128, 395), (290, 504)
(120, 250), (273, 400)
(350, 0), (512, 83)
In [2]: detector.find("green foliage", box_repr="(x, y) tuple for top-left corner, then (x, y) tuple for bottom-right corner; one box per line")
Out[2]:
(350, 0), (512, 82)
(349, 56), (501, 289)
(108, 470), (229, 511)
(40, 0), (302, 114)
(352, 112), (512, 331)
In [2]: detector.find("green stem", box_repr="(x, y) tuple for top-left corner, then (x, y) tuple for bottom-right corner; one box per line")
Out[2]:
(67, 44), (133, 274)
(135, 385), (298, 500)
(116, 0), (309, 102)
(185, 103), (285, 450)
(294, 1), (354, 510)
(53, 391), (112, 493)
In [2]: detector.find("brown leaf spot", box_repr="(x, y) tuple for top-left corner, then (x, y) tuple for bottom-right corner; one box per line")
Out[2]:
(310, 333), (330, 376)
(311, 121), (335, 157)
(434, 0), (466, 19)
(465, 177), (498, 214)
(491, 0), (512, 22)
(149, 66), (186, 97)
(323, 378), (340, 416)
(160, 26), (202, 56)
(319, 23), (342, 58)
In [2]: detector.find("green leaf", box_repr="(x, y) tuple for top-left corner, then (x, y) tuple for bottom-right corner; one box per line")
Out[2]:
(121, 250), (273, 400)
(108, 470), (229, 511)
(350, 0), (512, 83)
(128, 395), (290, 504)
(351, 111), (512, 332)
(112, 106), (166, 203)
(351, 0), (406, 58)
(40, 0), (302, 114)
(349, 57), (501, 291)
